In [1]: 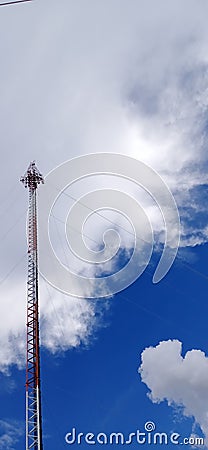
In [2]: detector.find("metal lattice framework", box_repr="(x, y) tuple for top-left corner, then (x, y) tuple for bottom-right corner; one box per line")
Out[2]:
(21, 162), (44, 450)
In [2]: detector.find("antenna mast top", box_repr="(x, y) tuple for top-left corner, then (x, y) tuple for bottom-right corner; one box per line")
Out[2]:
(20, 161), (44, 190)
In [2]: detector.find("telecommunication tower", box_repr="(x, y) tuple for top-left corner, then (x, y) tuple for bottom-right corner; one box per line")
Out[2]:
(21, 162), (44, 450)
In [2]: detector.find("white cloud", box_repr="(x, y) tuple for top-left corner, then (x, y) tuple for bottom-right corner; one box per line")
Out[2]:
(139, 340), (208, 445)
(40, 282), (103, 353)
(1, 1), (208, 370)
(0, 420), (23, 450)
(0, 272), (107, 373)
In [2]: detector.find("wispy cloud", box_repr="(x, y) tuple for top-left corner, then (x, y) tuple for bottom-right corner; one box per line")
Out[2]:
(0, 420), (23, 450)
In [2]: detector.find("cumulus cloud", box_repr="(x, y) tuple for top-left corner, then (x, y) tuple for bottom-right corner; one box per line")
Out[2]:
(139, 340), (208, 445)
(40, 282), (106, 353)
(1, 1), (208, 370)
(0, 271), (107, 373)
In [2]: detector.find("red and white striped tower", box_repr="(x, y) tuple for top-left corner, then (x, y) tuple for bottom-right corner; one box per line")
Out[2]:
(21, 162), (44, 450)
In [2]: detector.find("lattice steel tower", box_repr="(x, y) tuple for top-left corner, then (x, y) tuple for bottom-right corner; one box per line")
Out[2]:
(21, 162), (44, 450)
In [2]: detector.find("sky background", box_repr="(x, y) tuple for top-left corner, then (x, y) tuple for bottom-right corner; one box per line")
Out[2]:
(1, 0), (208, 448)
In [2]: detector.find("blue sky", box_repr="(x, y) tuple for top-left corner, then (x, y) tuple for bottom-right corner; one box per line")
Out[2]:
(1, 1), (208, 449)
(1, 243), (208, 448)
